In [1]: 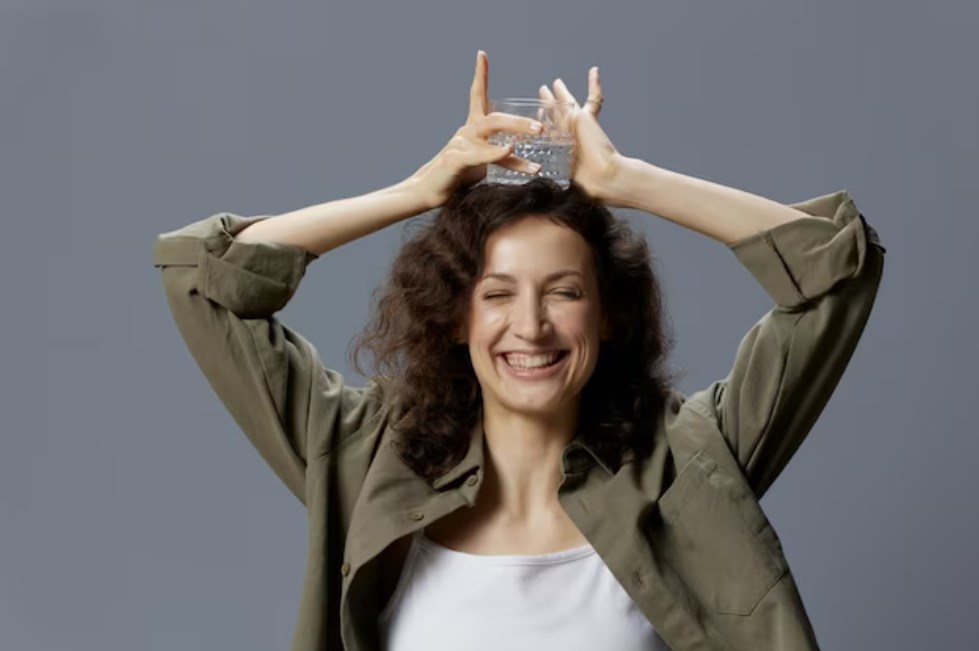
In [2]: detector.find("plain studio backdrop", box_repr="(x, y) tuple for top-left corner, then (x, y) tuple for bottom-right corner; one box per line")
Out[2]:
(1, 1), (975, 649)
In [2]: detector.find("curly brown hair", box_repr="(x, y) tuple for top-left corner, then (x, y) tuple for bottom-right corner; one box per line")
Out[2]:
(350, 178), (678, 483)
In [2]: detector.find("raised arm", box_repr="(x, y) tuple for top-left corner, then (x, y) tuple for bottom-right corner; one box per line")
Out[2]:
(153, 51), (547, 504)
(537, 68), (886, 497)
(606, 160), (886, 498)
(233, 179), (433, 254)
(601, 158), (814, 245)
(151, 179), (431, 504)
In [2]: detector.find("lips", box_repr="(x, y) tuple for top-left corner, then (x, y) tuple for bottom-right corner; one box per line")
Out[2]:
(495, 350), (570, 382)
(502, 350), (564, 370)
(500, 350), (568, 368)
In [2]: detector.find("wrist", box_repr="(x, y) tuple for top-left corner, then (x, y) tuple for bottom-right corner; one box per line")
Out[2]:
(396, 173), (440, 213)
(603, 156), (665, 211)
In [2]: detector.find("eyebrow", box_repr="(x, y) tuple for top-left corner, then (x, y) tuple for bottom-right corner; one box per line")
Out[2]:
(479, 270), (584, 283)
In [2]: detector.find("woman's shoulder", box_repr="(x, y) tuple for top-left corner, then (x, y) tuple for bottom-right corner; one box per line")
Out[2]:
(647, 383), (733, 470)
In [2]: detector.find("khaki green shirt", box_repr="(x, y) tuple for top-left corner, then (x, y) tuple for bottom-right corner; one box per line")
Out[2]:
(153, 189), (885, 651)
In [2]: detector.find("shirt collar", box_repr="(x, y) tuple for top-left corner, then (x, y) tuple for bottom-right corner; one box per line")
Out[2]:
(429, 413), (618, 490)
(431, 418), (486, 490)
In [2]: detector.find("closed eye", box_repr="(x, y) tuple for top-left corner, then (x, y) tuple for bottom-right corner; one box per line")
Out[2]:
(482, 290), (580, 300)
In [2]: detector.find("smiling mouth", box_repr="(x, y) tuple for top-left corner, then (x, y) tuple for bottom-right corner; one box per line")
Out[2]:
(499, 350), (569, 371)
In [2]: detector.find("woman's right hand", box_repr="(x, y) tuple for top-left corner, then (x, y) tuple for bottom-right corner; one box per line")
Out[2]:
(409, 51), (547, 209)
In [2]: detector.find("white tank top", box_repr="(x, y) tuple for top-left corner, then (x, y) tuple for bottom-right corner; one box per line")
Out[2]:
(378, 529), (670, 651)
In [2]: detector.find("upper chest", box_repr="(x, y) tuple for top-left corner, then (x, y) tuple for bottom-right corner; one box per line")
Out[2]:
(375, 502), (589, 612)
(339, 412), (806, 651)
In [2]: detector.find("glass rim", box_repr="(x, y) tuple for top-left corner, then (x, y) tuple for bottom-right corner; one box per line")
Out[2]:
(491, 97), (576, 107)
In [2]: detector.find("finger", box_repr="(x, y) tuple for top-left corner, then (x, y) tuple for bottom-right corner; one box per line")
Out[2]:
(471, 112), (543, 139)
(489, 148), (542, 175)
(468, 51), (489, 121)
(551, 78), (579, 108)
(478, 139), (514, 162)
(537, 85), (554, 122)
(543, 82), (575, 128)
(471, 140), (540, 174)
(585, 66), (603, 117)
(495, 154), (542, 175)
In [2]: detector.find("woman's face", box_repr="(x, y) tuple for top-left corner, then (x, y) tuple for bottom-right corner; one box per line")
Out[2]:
(463, 215), (606, 420)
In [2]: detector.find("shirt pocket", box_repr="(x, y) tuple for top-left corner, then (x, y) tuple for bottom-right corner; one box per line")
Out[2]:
(654, 450), (789, 616)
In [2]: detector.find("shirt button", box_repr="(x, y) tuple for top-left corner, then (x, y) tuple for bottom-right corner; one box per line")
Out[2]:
(633, 571), (646, 590)
(340, 562), (350, 576)
(466, 475), (478, 487)
(409, 511), (424, 521)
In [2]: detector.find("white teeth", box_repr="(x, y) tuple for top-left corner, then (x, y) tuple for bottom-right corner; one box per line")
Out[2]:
(503, 352), (563, 369)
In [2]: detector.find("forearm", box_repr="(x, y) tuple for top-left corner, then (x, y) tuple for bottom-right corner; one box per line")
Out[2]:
(235, 177), (434, 256)
(607, 156), (808, 246)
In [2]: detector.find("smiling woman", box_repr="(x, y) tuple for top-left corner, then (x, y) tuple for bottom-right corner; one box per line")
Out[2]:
(153, 50), (884, 651)
(350, 179), (676, 486)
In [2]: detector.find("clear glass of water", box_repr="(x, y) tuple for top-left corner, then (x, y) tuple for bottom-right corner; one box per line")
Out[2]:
(486, 98), (576, 188)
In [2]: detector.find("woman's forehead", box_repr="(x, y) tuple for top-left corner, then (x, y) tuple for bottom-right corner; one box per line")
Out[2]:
(482, 217), (592, 274)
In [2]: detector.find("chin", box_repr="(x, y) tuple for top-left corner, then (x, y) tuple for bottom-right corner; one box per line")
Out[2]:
(499, 391), (575, 418)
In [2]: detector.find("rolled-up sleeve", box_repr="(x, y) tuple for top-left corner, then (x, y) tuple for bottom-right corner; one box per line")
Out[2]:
(688, 190), (886, 498)
(153, 213), (386, 505)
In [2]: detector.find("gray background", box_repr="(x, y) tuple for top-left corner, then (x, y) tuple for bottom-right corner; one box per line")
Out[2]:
(1, 0), (975, 649)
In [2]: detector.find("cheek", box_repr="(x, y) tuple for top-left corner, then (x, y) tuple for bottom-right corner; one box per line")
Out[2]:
(468, 308), (506, 344)
(553, 306), (602, 340)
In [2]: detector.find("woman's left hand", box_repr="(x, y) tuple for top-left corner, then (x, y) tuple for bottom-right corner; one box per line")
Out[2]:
(540, 67), (625, 203)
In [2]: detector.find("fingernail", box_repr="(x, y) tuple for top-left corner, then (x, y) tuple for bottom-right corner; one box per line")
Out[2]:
(528, 163), (541, 173)
(529, 121), (543, 133)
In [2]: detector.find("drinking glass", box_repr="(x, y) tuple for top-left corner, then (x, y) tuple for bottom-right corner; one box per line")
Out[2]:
(486, 98), (576, 188)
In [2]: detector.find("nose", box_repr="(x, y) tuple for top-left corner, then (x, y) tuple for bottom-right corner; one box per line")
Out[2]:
(512, 294), (551, 341)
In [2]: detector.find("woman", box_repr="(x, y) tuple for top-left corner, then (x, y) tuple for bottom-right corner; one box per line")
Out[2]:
(153, 51), (885, 650)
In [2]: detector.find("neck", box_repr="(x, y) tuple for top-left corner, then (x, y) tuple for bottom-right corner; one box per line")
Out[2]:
(478, 401), (579, 524)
